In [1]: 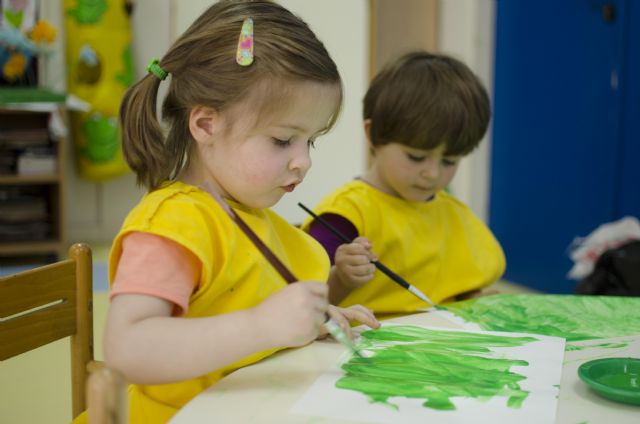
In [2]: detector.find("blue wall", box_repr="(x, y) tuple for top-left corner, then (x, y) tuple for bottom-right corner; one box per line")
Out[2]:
(490, 0), (639, 293)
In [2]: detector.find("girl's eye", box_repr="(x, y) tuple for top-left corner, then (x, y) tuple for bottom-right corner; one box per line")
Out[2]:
(442, 158), (458, 167)
(308, 139), (317, 148)
(272, 137), (291, 147)
(407, 153), (425, 162)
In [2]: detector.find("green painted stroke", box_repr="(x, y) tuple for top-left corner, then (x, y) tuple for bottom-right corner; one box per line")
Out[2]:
(337, 325), (537, 411)
(441, 294), (640, 342)
(565, 342), (629, 352)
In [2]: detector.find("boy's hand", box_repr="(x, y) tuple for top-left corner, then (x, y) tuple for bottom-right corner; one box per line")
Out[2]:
(456, 288), (500, 301)
(320, 304), (380, 339)
(254, 281), (328, 348)
(334, 237), (377, 289)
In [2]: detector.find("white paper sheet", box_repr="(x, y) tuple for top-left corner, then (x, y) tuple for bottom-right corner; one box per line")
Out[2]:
(291, 324), (565, 424)
(429, 308), (484, 331)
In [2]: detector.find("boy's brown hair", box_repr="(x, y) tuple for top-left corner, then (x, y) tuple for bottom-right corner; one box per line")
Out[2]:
(364, 51), (490, 156)
(120, 0), (342, 190)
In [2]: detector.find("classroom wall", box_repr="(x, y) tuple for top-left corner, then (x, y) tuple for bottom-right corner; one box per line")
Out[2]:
(43, 0), (493, 245)
(168, 0), (369, 225)
(439, 0), (495, 223)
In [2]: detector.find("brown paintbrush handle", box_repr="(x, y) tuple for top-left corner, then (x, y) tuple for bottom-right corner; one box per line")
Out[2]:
(202, 185), (363, 356)
(202, 182), (297, 283)
(231, 212), (297, 284)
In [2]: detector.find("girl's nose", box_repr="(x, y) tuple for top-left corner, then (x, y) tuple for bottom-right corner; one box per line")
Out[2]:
(289, 143), (312, 174)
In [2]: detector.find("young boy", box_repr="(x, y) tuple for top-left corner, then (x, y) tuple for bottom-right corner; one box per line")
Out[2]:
(303, 51), (505, 316)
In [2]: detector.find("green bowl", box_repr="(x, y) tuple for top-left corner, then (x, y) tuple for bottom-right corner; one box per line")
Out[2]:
(578, 357), (640, 405)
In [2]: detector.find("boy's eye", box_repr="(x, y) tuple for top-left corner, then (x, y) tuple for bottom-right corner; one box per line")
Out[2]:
(407, 153), (425, 162)
(272, 137), (291, 147)
(308, 138), (317, 148)
(442, 158), (458, 167)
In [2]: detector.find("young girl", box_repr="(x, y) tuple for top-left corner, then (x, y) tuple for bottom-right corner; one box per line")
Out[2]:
(303, 52), (506, 316)
(96, 1), (379, 422)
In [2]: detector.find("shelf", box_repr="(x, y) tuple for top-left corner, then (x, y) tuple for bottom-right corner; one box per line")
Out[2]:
(0, 240), (63, 256)
(0, 174), (60, 184)
(0, 106), (66, 259)
(0, 88), (66, 104)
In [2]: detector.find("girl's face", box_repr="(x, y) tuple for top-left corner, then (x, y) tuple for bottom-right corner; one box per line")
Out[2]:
(190, 81), (341, 209)
(366, 142), (461, 202)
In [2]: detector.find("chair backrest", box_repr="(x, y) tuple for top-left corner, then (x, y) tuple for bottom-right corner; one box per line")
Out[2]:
(87, 365), (128, 424)
(0, 243), (94, 419)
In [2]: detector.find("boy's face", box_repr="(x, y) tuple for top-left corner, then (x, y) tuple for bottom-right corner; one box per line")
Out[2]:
(192, 81), (341, 209)
(367, 142), (461, 202)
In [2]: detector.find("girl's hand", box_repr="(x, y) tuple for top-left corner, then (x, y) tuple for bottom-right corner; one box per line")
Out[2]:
(320, 304), (380, 340)
(254, 281), (328, 348)
(334, 237), (377, 289)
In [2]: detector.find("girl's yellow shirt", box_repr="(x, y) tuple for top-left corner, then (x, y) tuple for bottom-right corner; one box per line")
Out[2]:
(302, 180), (505, 314)
(101, 181), (329, 423)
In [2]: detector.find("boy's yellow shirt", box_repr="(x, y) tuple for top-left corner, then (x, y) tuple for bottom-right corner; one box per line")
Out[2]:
(75, 181), (330, 423)
(302, 180), (506, 314)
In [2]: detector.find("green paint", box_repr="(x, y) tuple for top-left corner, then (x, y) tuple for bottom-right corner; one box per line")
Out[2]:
(565, 342), (629, 351)
(442, 294), (640, 342)
(336, 325), (537, 411)
(599, 373), (640, 388)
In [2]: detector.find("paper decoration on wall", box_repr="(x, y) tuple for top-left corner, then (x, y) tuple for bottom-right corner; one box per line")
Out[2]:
(0, 0), (57, 85)
(64, 0), (133, 180)
(292, 324), (564, 424)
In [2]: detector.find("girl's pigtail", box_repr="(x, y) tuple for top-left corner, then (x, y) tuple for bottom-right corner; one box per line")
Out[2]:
(119, 73), (169, 190)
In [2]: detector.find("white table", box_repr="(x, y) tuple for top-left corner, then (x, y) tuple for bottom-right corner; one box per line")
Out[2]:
(171, 311), (640, 423)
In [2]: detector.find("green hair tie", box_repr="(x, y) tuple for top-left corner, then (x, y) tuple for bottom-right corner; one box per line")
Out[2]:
(147, 58), (168, 81)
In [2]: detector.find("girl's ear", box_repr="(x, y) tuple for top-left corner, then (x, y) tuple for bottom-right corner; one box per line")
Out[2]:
(189, 106), (223, 145)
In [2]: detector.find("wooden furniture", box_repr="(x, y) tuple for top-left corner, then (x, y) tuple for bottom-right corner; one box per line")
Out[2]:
(87, 366), (128, 424)
(369, 0), (438, 79)
(0, 243), (94, 419)
(366, 0), (438, 168)
(0, 90), (67, 260)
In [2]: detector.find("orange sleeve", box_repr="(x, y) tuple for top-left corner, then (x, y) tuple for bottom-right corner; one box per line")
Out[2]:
(110, 232), (201, 316)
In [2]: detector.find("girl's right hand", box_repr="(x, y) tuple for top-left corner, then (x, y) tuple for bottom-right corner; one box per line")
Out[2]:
(254, 281), (329, 348)
(334, 237), (377, 289)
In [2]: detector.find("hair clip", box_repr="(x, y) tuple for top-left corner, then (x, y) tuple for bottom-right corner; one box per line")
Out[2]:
(236, 18), (254, 66)
(147, 57), (168, 81)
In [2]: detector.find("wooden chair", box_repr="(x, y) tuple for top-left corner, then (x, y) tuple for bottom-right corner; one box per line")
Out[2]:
(0, 243), (94, 419)
(87, 365), (128, 424)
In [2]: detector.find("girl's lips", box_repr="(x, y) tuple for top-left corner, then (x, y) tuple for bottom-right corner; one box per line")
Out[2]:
(282, 184), (296, 192)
